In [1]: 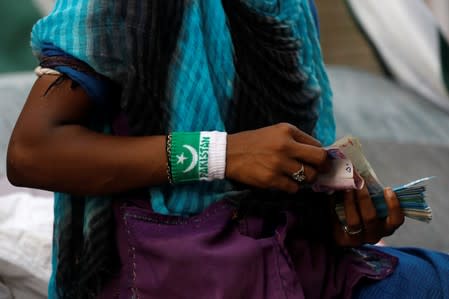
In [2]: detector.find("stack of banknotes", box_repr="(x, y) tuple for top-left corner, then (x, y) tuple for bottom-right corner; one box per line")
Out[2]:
(312, 136), (433, 223)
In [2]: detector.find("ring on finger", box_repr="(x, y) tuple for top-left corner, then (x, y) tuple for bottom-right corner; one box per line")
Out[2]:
(343, 224), (363, 235)
(291, 164), (306, 183)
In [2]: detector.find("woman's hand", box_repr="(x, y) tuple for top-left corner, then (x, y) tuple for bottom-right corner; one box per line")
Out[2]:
(226, 123), (329, 193)
(332, 186), (405, 247)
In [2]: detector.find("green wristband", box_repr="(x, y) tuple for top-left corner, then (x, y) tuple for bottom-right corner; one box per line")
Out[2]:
(170, 132), (206, 183)
(169, 131), (227, 184)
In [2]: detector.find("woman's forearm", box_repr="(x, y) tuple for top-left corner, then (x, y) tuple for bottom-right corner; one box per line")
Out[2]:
(7, 124), (168, 195)
(7, 75), (330, 196)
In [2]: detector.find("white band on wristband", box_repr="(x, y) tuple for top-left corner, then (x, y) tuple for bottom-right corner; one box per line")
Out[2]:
(200, 131), (227, 181)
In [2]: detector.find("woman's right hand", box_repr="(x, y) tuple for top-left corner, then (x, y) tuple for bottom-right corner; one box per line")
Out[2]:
(226, 123), (329, 193)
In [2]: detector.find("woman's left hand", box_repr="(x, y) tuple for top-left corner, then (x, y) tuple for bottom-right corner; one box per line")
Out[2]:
(332, 186), (405, 247)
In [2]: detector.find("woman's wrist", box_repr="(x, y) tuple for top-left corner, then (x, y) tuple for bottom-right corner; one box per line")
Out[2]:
(167, 131), (227, 184)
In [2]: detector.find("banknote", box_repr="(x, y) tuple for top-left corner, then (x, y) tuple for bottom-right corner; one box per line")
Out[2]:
(313, 136), (433, 223)
(312, 148), (364, 192)
(328, 136), (384, 195)
(335, 177), (434, 223)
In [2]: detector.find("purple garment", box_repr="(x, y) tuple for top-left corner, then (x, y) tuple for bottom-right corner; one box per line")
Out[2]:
(97, 199), (396, 299)
(105, 112), (398, 299)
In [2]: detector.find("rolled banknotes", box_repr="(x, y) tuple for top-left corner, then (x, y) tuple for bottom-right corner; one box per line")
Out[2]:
(313, 136), (433, 223)
(335, 177), (434, 223)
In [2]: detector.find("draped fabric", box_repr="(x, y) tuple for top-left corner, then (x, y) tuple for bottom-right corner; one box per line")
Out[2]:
(31, 0), (335, 297)
(346, 0), (449, 111)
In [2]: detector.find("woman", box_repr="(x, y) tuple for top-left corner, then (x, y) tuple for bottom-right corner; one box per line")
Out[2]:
(6, 0), (449, 298)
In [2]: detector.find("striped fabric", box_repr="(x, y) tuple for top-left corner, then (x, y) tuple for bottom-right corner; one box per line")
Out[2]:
(32, 0), (335, 217)
(31, 0), (335, 297)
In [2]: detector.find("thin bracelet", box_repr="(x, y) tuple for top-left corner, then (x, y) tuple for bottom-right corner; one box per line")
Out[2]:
(165, 133), (174, 185)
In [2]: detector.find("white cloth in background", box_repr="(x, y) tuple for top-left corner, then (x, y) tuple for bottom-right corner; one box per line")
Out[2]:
(347, 0), (449, 112)
(0, 183), (53, 299)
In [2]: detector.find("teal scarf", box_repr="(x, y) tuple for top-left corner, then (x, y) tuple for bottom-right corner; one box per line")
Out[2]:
(32, 0), (335, 297)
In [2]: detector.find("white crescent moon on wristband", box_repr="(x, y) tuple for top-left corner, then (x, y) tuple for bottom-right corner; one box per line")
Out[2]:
(183, 145), (199, 173)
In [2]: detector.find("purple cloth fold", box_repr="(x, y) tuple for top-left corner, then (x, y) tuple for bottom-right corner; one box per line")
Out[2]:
(97, 200), (396, 299)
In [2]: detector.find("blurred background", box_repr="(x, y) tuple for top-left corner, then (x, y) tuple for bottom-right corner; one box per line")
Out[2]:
(0, 1), (448, 298)
(0, 0), (385, 73)
(0, 1), (43, 73)
(318, 0), (385, 74)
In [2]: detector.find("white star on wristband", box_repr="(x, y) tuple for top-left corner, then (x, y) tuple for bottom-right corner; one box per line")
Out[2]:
(176, 153), (188, 164)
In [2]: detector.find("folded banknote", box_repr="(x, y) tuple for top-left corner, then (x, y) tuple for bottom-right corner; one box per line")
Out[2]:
(312, 148), (365, 192)
(314, 136), (433, 223)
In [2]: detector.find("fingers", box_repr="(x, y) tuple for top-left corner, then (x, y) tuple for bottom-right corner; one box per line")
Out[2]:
(274, 123), (328, 169)
(356, 187), (377, 229)
(356, 186), (382, 244)
(286, 123), (322, 147)
(383, 187), (405, 235)
(289, 142), (328, 168)
(343, 190), (363, 234)
(333, 189), (377, 247)
(225, 123), (329, 193)
(282, 159), (319, 184)
(336, 188), (378, 246)
(331, 202), (362, 247)
(334, 187), (405, 247)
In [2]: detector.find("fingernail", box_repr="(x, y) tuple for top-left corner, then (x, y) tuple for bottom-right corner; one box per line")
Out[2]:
(385, 187), (393, 195)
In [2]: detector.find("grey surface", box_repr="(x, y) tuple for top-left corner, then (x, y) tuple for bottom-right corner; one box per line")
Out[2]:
(0, 69), (449, 251)
(362, 140), (449, 252)
(330, 66), (449, 146)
